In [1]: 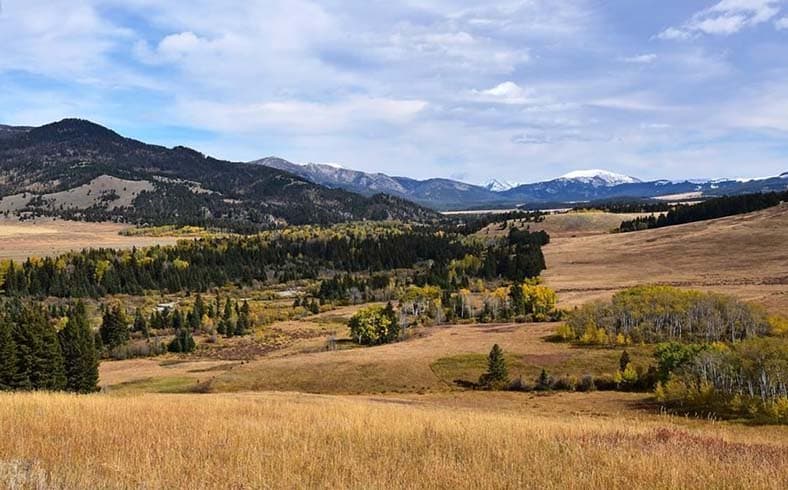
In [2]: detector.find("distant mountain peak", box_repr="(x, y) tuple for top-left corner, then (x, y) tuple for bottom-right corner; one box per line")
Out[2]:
(484, 179), (521, 192)
(558, 169), (641, 186)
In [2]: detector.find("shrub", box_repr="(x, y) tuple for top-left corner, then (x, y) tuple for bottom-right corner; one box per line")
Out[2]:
(552, 375), (577, 391)
(348, 303), (399, 346)
(577, 375), (596, 392)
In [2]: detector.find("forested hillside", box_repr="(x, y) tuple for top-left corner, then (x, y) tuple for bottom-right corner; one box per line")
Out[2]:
(619, 191), (788, 232)
(0, 120), (436, 231)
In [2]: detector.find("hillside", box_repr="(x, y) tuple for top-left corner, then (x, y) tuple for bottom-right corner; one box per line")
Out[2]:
(0, 120), (436, 230)
(543, 204), (788, 314)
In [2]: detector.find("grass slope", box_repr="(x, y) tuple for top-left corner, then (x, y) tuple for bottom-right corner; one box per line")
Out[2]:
(543, 204), (788, 314)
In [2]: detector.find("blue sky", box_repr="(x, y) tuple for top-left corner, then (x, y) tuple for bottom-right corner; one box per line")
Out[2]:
(1, 0), (787, 184)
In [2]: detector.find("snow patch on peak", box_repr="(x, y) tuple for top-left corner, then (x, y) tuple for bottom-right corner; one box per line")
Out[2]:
(558, 169), (641, 186)
(485, 179), (522, 192)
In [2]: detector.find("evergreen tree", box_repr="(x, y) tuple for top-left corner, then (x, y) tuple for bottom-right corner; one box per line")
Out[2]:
(171, 309), (183, 330)
(536, 369), (551, 391)
(11, 305), (67, 391)
(619, 350), (631, 372)
(222, 299), (235, 338)
(509, 285), (525, 316)
(168, 327), (196, 353)
(133, 308), (149, 338)
(193, 294), (205, 322)
(479, 344), (509, 389)
(59, 301), (99, 393)
(235, 300), (251, 336)
(0, 319), (17, 390)
(99, 305), (129, 350)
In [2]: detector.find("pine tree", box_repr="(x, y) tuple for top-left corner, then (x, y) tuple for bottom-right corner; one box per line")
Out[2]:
(479, 344), (509, 389)
(168, 327), (196, 353)
(193, 294), (205, 323)
(509, 284), (525, 316)
(171, 309), (183, 330)
(536, 368), (551, 391)
(133, 308), (149, 338)
(235, 301), (251, 336)
(12, 305), (67, 391)
(619, 350), (631, 372)
(59, 301), (99, 393)
(99, 305), (129, 350)
(0, 319), (18, 390)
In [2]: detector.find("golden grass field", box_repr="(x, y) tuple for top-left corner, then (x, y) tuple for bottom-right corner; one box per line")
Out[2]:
(0, 218), (181, 262)
(2, 391), (788, 489)
(2, 207), (788, 488)
(542, 203), (788, 314)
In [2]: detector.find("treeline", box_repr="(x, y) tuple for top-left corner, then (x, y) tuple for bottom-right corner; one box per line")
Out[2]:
(449, 210), (546, 235)
(2, 224), (549, 298)
(619, 191), (788, 232)
(0, 300), (98, 393)
(573, 201), (670, 214)
(656, 338), (788, 423)
(559, 286), (770, 345)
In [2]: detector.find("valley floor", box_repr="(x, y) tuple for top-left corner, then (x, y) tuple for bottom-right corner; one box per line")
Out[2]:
(0, 218), (181, 262)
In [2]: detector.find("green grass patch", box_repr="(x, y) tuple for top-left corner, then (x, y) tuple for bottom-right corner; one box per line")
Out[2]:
(431, 353), (527, 387)
(109, 376), (207, 395)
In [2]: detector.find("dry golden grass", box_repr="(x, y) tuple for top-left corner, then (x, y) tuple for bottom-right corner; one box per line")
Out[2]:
(1, 391), (787, 489)
(202, 323), (648, 395)
(0, 218), (180, 262)
(543, 204), (788, 314)
(479, 211), (651, 239)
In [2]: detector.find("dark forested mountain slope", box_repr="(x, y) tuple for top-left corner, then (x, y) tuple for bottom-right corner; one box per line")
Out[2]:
(0, 119), (436, 230)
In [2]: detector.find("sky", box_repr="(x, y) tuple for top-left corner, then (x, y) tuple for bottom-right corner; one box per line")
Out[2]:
(1, 0), (788, 184)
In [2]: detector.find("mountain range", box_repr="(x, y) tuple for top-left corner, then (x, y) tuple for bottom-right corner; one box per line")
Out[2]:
(0, 119), (785, 229)
(252, 159), (788, 210)
(0, 119), (436, 231)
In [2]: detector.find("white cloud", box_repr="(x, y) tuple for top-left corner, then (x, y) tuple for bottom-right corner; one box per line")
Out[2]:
(175, 96), (428, 134)
(472, 81), (540, 105)
(657, 27), (693, 40)
(621, 54), (658, 64)
(776, 16), (788, 28)
(657, 0), (781, 39)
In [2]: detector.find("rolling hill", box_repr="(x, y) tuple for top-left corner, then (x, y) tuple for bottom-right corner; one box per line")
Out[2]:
(0, 119), (436, 230)
(542, 203), (788, 315)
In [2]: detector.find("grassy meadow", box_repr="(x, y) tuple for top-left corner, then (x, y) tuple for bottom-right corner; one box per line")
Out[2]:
(2, 208), (787, 488)
(2, 391), (788, 489)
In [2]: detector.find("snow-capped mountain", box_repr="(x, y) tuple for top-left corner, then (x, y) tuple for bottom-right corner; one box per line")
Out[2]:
(558, 169), (641, 186)
(252, 157), (788, 211)
(484, 179), (522, 192)
(251, 157), (498, 209)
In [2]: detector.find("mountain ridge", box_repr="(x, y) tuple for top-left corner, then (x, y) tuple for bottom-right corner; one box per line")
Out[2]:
(0, 119), (437, 230)
(252, 157), (788, 210)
